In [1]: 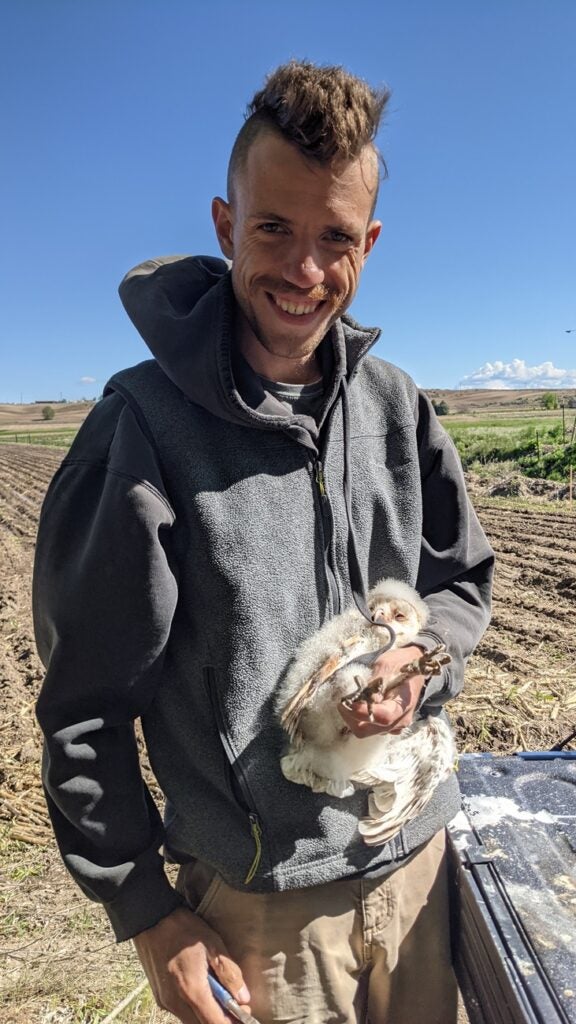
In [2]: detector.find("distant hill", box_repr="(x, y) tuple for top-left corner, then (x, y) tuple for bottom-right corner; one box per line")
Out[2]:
(1, 388), (575, 433)
(425, 387), (576, 415)
(0, 401), (96, 430)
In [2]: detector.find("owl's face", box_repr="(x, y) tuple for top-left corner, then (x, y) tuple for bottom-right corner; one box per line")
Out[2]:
(369, 597), (422, 644)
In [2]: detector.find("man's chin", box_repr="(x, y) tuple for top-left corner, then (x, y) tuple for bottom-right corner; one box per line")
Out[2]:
(258, 327), (331, 360)
(259, 309), (342, 355)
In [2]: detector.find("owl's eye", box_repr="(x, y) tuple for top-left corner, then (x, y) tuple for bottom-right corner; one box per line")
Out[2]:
(394, 612), (408, 622)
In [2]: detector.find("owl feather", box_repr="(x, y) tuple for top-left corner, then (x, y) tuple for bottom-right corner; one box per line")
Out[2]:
(277, 579), (455, 841)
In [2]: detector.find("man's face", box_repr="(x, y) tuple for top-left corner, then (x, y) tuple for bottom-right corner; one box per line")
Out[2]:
(212, 132), (381, 365)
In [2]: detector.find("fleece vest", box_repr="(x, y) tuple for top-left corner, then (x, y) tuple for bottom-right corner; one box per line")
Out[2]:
(106, 356), (461, 892)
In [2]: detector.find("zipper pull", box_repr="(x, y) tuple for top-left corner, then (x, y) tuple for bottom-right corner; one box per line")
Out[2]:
(244, 813), (262, 885)
(315, 460), (326, 497)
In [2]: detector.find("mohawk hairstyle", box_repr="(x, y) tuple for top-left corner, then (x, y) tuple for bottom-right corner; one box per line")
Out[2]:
(227, 60), (391, 200)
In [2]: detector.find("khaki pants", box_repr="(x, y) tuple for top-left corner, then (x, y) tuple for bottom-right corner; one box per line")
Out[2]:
(176, 830), (457, 1024)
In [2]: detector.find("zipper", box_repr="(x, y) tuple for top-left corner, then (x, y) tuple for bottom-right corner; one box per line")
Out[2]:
(202, 667), (264, 884)
(315, 460), (327, 497)
(313, 457), (340, 614)
(245, 813), (262, 884)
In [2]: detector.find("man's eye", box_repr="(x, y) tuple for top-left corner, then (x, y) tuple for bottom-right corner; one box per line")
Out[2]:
(326, 231), (353, 244)
(259, 222), (286, 234)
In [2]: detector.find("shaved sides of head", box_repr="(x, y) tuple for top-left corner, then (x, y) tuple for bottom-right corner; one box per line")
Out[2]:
(227, 60), (391, 209)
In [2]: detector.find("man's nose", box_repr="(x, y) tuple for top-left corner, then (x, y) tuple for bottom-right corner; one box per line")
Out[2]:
(282, 252), (325, 289)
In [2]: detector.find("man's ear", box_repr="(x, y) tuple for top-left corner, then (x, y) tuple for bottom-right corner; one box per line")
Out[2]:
(212, 197), (234, 258)
(362, 220), (382, 265)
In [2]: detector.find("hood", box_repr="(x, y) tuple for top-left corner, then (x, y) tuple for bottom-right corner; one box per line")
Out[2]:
(118, 255), (383, 625)
(118, 255), (381, 439)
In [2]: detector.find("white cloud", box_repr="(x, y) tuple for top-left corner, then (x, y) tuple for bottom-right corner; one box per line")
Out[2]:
(79, 375), (97, 384)
(458, 359), (576, 390)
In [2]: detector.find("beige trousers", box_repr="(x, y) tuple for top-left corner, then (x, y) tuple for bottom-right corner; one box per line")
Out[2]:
(176, 830), (457, 1024)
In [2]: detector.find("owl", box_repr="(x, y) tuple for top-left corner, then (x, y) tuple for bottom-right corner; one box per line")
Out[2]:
(277, 578), (455, 845)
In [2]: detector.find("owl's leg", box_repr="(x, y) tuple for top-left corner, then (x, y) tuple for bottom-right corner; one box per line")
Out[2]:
(340, 675), (386, 722)
(341, 646), (452, 722)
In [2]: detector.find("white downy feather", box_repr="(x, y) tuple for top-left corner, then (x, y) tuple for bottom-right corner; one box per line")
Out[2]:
(277, 580), (455, 843)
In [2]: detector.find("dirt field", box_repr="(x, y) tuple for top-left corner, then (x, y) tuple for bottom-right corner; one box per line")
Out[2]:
(1, 443), (575, 1022)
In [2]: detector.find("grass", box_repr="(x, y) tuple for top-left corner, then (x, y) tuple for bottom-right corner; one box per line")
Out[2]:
(0, 429), (76, 448)
(37, 973), (156, 1024)
(7, 861), (44, 883)
(479, 494), (574, 513)
(445, 415), (564, 430)
(0, 831), (159, 1022)
(0, 824), (166, 1022)
(442, 414), (576, 482)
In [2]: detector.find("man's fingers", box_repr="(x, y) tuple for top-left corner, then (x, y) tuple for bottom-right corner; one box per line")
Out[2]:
(173, 974), (236, 1024)
(338, 699), (409, 736)
(133, 907), (247, 1023)
(209, 953), (251, 1003)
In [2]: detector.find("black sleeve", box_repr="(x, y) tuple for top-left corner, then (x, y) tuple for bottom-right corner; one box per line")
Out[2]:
(34, 398), (183, 940)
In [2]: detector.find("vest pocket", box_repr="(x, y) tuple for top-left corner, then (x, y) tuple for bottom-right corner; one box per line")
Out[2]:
(202, 666), (264, 884)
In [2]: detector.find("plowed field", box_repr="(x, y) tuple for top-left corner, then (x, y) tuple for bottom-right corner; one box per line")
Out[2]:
(454, 501), (576, 752)
(1, 443), (575, 1022)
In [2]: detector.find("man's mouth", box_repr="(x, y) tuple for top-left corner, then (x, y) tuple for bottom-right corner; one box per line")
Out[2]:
(275, 297), (320, 316)
(268, 293), (325, 319)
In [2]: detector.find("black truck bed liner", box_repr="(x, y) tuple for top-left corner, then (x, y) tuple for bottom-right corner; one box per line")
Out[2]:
(448, 753), (576, 1024)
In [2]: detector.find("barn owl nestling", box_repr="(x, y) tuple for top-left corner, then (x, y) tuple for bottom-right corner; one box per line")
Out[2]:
(277, 578), (455, 845)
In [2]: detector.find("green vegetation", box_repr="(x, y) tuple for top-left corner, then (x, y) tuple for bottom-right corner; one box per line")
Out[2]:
(541, 391), (559, 410)
(1, 400), (574, 481)
(444, 413), (576, 482)
(0, 428), (76, 448)
(41, 405), (55, 420)
(432, 399), (450, 416)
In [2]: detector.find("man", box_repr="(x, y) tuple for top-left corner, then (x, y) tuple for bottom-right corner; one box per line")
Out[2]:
(34, 61), (493, 1023)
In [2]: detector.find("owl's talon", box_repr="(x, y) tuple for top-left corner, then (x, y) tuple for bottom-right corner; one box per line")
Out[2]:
(340, 646), (452, 718)
(341, 674), (385, 718)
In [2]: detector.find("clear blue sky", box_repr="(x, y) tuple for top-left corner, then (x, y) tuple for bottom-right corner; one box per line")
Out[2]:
(2, 0), (575, 402)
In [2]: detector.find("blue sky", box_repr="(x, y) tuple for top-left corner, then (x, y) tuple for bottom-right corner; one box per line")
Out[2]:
(2, 0), (575, 402)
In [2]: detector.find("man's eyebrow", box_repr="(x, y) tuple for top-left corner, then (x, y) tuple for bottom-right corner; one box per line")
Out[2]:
(249, 211), (360, 236)
(249, 211), (293, 224)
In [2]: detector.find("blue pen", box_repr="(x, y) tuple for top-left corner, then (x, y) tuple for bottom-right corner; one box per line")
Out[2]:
(207, 971), (261, 1024)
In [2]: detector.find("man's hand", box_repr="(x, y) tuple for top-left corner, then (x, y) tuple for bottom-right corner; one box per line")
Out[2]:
(133, 906), (251, 1023)
(338, 644), (426, 737)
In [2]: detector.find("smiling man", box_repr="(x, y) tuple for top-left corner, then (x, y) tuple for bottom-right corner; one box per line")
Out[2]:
(34, 62), (494, 1023)
(213, 130), (381, 384)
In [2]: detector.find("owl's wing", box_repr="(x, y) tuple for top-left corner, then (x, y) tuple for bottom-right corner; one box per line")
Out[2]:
(353, 718), (455, 845)
(280, 633), (378, 741)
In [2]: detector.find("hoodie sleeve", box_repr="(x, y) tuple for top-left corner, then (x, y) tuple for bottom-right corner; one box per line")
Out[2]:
(414, 391), (494, 705)
(33, 394), (182, 941)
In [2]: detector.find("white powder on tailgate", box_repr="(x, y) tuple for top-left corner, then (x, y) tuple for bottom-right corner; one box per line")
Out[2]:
(464, 795), (557, 828)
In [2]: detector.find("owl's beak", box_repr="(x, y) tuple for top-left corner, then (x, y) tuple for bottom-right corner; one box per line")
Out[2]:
(371, 613), (396, 652)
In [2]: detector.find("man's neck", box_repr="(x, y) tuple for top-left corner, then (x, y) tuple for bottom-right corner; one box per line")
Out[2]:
(237, 317), (323, 385)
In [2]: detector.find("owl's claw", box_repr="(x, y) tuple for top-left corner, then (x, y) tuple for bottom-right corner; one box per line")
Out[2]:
(340, 645), (451, 720)
(341, 674), (386, 721)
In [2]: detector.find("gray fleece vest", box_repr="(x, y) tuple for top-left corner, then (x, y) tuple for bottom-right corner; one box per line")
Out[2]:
(108, 356), (462, 892)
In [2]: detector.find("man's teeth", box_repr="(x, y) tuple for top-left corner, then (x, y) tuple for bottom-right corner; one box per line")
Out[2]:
(275, 297), (320, 316)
